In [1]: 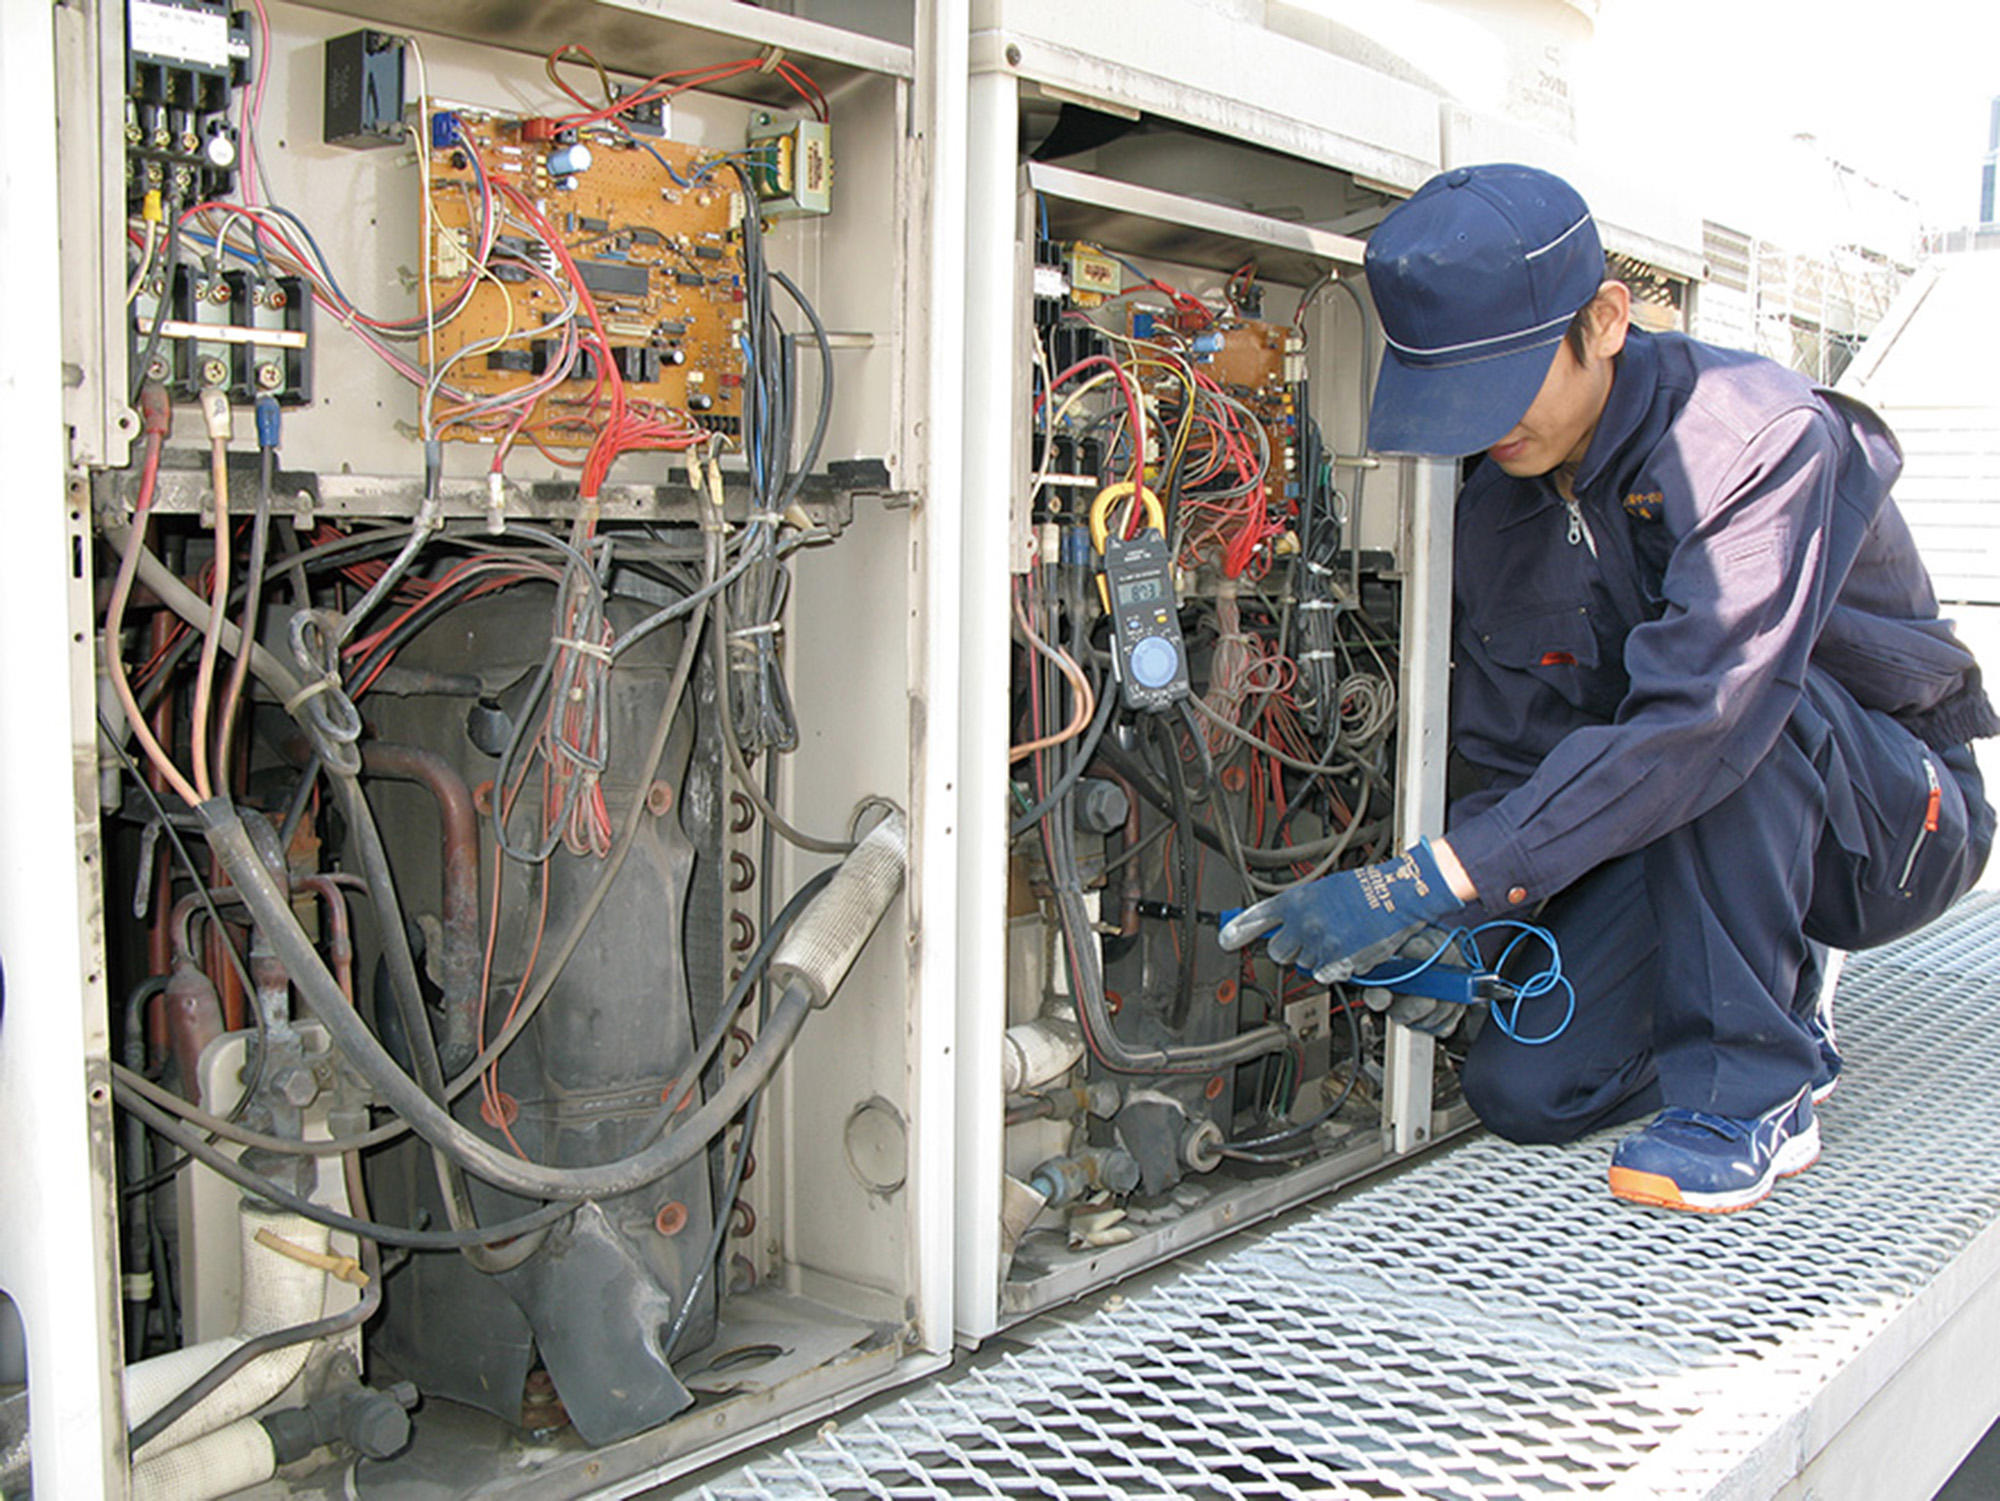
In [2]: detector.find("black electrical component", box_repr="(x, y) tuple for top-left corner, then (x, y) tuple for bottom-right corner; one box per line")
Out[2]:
(323, 30), (407, 150)
(134, 264), (313, 406)
(125, 0), (247, 209)
(611, 84), (666, 137)
(614, 346), (663, 384)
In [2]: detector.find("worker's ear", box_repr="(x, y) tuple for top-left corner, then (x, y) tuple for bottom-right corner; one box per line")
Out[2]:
(1581, 280), (1631, 363)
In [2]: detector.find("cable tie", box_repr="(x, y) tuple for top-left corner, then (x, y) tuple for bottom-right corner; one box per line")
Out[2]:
(550, 635), (614, 662)
(1296, 598), (1338, 612)
(1296, 649), (1339, 662)
(757, 45), (786, 74)
(744, 510), (785, 525)
(283, 674), (340, 714)
(728, 621), (783, 640)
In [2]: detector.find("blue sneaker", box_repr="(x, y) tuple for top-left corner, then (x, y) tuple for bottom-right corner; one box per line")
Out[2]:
(1806, 987), (1841, 1104)
(1608, 1087), (1820, 1213)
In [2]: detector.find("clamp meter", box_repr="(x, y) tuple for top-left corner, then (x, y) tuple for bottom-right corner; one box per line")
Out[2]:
(1103, 529), (1190, 711)
(1089, 482), (1189, 712)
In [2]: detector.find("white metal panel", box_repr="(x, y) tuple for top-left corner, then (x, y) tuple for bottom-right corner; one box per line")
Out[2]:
(1382, 456), (1455, 1157)
(906, 0), (972, 1365)
(0, 3), (126, 1495)
(1440, 102), (1705, 279)
(951, 67), (1027, 1345)
(973, 0), (1441, 189)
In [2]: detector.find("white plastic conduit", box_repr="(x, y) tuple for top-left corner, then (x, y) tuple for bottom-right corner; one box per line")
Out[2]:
(124, 1207), (331, 1464)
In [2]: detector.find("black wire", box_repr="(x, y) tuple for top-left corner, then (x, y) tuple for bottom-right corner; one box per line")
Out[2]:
(115, 1085), (577, 1249)
(1009, 670), (1115, 837)
(276, 753), (320, 854)
(1219, 992), (1366, 1160)
(121, 1150), (193, 1200)
(1155, 713), (1198, 1031)
(126, 1212), (384, 1456)
(663, 1091), (757, 1359)
(95, 709), (268, 1116)
(129, 204), (186, 402)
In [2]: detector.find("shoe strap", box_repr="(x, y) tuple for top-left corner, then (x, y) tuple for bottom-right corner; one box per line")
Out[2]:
(1654, 1107), (1755, 1141)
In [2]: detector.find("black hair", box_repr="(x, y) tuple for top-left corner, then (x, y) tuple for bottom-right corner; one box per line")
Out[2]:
(1564, 267), (1617, 361)
(1564, 298), (1596, 362)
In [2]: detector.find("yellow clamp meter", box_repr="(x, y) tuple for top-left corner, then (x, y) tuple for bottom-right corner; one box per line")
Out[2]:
(1088, 484), (1189, 713)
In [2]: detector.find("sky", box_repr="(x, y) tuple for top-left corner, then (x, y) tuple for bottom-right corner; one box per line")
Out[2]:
(1581, 0), (1998, 248)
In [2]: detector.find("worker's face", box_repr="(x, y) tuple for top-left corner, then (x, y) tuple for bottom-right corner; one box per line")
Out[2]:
(1485, 282), (1631, 481)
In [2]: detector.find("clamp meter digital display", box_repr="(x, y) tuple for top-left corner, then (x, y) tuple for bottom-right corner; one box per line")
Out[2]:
(1103, 530), (1191, 712)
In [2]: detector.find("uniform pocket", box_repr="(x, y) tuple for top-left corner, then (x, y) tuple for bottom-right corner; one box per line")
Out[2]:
(1478, 603), (1619, 719)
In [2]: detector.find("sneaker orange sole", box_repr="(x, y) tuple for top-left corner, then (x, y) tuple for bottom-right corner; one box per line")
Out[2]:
(1608, 1143), (1821, 1214)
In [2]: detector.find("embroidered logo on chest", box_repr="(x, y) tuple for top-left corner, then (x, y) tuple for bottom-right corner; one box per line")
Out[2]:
(1623, 490), (1664, 521)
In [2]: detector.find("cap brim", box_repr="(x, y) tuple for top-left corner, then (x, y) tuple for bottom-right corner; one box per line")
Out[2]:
(1366, 337), (1564, 457)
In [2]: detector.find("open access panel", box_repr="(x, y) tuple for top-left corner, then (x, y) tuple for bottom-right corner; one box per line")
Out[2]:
(958, 101), (1468, 1332)
(23, 0), (952, 1495)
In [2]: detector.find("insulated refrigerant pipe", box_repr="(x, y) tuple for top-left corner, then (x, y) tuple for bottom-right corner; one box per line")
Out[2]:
(122, 1209), (331, 1463)
(195, 800), (908, 1201)
(129, 1418), (277, 1501)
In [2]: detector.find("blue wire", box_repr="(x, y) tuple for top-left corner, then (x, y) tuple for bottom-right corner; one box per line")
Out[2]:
(1463, 920), (1574, 1046)
(175, 229), (267, 269)
(737, 332), (765, 494)
(631, 136), (693, 185)
(1355, 919), (1574, 1046)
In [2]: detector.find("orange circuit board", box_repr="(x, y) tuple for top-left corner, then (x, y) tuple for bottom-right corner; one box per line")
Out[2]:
(1131, 313), (1299, 510)
(424, 108), (747, 446)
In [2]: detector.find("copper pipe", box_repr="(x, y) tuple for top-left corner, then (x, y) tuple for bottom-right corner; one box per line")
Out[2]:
(162, 960), (225, 1106)
(294, 874), (356, 1005)
(144, 613), (178, 1056)
(362, 743), (482, 1072)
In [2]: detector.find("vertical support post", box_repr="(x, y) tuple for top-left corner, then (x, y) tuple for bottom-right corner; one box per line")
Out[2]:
(952, 64), (1023, 1342)
(1382, 455), (1455, 1156)
(910, 0), (971, 1359)
(0, 1), (126, 1494)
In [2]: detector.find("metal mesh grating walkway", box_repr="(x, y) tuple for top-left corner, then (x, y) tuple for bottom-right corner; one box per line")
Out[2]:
(689, 893), (2000, 1500)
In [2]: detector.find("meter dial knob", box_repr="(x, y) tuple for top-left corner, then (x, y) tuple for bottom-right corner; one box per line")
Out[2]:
(1129, 635), (1180, 690)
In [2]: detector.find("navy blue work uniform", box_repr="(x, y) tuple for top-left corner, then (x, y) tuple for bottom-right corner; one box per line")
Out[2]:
(1446, 328), (1998, 1141)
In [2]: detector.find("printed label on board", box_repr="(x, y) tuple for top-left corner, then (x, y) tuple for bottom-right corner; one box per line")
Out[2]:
(129, 0), (230, 70)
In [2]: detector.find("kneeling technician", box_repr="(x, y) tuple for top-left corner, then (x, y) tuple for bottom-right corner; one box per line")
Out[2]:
(1221, 163), (1997, 1212)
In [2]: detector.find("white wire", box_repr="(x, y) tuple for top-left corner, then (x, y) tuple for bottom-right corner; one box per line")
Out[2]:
(407, 35), (440, 441)
(126, 219), (161, 306)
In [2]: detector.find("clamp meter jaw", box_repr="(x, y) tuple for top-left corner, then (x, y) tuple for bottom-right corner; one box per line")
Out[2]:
(1103, 531), (1190, 712)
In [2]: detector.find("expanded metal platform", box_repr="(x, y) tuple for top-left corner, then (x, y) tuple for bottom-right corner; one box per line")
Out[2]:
(683, 893), (2000, 1500)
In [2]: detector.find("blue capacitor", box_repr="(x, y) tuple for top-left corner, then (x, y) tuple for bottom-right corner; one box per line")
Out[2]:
(546, 143), (594, 179)
(1191, 332), (1225, 354)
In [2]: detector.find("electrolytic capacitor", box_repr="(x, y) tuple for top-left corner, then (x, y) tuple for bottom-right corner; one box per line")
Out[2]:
(546, 143), (593, 179)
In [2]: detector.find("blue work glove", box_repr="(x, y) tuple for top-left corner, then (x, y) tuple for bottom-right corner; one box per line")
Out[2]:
(1217, 841), (1463, 984)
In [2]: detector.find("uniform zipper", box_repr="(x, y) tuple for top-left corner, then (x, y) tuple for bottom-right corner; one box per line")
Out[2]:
(1564, 495), (1598, 557)
(1897, 754), (1943, 890)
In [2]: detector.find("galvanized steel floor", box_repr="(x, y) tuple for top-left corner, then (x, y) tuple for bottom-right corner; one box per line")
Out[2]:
(686, 893), (2000, 1500)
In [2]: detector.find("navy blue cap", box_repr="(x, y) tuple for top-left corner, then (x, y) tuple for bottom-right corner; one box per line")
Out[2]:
(1363, 164), (1603, 456)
